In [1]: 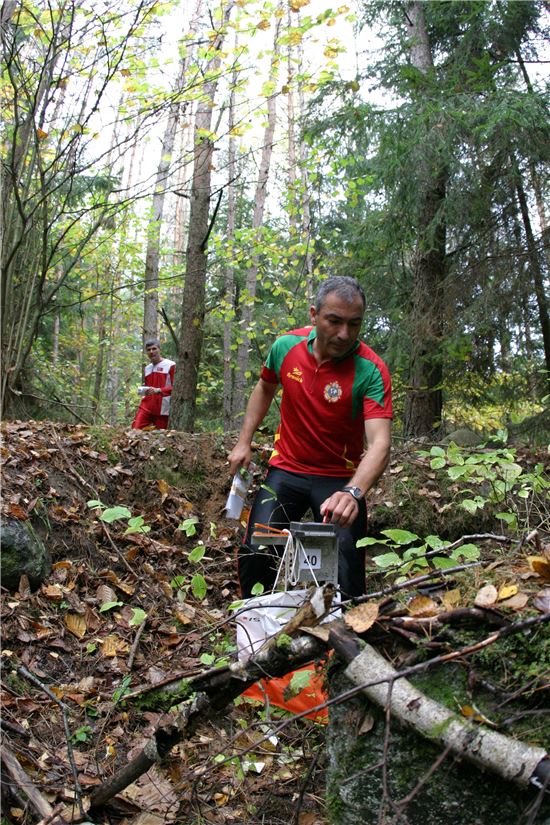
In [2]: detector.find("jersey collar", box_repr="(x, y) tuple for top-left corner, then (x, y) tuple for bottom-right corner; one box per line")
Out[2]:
(306, 327), (360, 361)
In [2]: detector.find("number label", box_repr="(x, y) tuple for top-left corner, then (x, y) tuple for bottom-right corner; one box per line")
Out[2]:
(300, 551), (321, 570)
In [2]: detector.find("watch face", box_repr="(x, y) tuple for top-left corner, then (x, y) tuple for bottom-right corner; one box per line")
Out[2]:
(344, 486), (362, 500)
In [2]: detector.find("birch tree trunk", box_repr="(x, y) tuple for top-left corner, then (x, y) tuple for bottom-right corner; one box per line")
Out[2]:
(223, 58), (238, 430)
(170, 2), (234, 431)
(230, 18), (281, 427)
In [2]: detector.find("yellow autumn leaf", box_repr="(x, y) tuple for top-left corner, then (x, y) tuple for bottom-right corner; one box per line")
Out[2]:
(440, 588), (461, 610)
(326, 17), (336, 26)
(527, 556), (550, 581)
(257, 19), (270, 30)
(344, 602), (379, 633)
(289, 0), (309, 9)
(65, 612), (87, 638)
(37, 128), (48, 140)
(338, 4), (350, 12)
(101, 634), (128, 658)
(498, 584), (518, 601)
(288, 30), (303, 45)
(408, 595), (439, 618)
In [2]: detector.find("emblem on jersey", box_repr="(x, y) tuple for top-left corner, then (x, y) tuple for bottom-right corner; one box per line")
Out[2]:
(287, 367), (303, 383)
(324, 381), (342, 403)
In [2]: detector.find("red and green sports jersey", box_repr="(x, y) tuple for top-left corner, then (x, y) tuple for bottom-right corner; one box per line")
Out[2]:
(260, 326), (392, 476)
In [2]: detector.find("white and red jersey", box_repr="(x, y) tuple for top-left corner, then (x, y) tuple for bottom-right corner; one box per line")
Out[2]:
(139, 358), (176, 417)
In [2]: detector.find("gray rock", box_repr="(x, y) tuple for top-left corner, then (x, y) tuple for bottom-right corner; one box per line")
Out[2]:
(0, 517), (51, 591)
(440, 428), (483, 447)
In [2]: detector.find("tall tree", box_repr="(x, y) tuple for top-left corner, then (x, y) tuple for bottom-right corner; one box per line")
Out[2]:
(142, 0), (203, 343)
(230, 16), (281, 429)
(170, 1), (234, 431)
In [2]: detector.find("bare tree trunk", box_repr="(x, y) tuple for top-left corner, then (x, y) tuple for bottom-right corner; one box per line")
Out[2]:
(515, 173), (550, 389)
(143, 0), (202, 344)
(170, 2), (234, 431)
(402, 1), (446, 438)
(52, 314), (60, 365)
(230, 19), (281, 427)
(223, 58), (238, 431)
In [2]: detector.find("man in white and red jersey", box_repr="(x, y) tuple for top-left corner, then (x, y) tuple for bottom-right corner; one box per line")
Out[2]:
(228, 276), (392, 598)
(132, 339), (175, 430)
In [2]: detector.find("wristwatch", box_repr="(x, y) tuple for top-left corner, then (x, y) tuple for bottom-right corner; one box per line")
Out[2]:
(342, 485), (363, 501)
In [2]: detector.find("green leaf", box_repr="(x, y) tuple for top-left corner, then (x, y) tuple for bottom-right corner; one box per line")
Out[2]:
(496, 511), (517, 527)
(447, 465), (468, 480)
(425, 535), (449, 550)
(170, 575), (185, 589)
(99, 600), (123, 612)
(200, 653), (215, 665)
(430, 457), (446, 470)
(432, 556), (458, 569)
(124, 515), (150, 535)
(403, 544), (427, 561)
(460, 497), (484, 514)
(453, 543), (480, 561)
(286, 669), (313, 697)
(129, 607), (147, 627)
(87, 499), (103, 509)
(100, 506), (132, 523)
(178, 517), (199, 536)
(188, 545), (206, 563)
(381, 529), (419, 545)
(113, 675), (132, 703)
(357, 536), (388, 547)
(372, 552), (400, 568)
(191, 573), (207, 600)
(430, 446), (445, 457)
(251, 582), (265, 596)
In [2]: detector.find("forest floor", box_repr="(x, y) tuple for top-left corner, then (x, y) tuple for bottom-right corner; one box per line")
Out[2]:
(1, 420), (549, 825)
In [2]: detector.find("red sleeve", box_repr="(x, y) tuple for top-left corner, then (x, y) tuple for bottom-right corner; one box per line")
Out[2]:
(159, 363), (175, 397)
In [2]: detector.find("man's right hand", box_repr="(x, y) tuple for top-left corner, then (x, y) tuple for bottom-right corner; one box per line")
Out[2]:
(228, 443), (252, 475)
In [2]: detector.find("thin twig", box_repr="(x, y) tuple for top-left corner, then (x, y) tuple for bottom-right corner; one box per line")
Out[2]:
(17, 666), (85, 818)
(127, 620), (147, 670)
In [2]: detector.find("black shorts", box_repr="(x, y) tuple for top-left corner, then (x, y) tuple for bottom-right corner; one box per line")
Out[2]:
(238, 466), (368, 599)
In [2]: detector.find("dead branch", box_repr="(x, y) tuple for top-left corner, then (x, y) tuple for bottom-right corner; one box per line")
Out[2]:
(89, 632), (327, 810)
(0, 739), (66, 823)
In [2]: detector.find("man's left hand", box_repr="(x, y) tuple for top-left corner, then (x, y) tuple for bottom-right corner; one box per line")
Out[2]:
(144, 388), (159, 396)
(320, 491), (360, 528)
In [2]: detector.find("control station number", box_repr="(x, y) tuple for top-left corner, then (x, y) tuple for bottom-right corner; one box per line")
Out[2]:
(300, 550), (322, 570)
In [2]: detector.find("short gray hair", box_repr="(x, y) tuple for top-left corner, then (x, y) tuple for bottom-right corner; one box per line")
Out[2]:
(315, 276), (366, 312)
(144, 338), (160, 348)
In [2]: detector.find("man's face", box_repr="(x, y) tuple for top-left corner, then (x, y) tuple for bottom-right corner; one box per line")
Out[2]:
(145, 343), (162, 364)
(310, 292), (364, 360)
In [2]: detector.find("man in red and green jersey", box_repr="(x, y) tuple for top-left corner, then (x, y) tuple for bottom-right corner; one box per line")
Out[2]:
(228, 276), (392, 598)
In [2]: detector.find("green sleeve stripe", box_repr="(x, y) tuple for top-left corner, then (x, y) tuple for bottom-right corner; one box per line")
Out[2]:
(352, 355), (386, 418)
(265, 334), (306, 380)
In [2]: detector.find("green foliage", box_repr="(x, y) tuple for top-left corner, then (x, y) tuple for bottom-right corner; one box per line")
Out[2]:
(416, 442), (550, 525)
(86, 500), (151, 534)
(358, 529), (480, 581)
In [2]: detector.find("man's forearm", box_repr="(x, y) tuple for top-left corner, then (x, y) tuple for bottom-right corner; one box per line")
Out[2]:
(348, 442), (390, 495)
(348, 419), (391, 496)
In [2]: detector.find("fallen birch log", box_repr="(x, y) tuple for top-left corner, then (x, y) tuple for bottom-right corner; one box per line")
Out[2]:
(331, 625), (548, 788)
